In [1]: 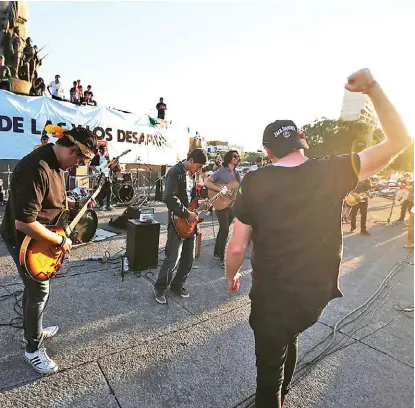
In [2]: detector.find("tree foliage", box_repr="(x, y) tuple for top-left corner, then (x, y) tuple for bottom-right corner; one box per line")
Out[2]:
(301, 118), (413, 172)
(241, 151), (266, 163)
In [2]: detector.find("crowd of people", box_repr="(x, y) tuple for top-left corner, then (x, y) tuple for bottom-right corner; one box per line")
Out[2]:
(45, 74), (97, 106)
(0, 59), (98, 107)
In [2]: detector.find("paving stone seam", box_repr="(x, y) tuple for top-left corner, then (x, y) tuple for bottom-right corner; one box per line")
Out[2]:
(97, 360), (123, 408)
(357, 338), (414, 369)
(0, 298), (254, 393)
(291, 329), (414, 401)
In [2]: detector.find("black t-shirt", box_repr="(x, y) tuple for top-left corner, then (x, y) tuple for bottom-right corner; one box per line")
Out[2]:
(90, 154), (101, 167)
(233, 153), (360, 335)
(156, 102), (166, 118)
(84, 90), (94, 100)
(0, 144), (66, 248)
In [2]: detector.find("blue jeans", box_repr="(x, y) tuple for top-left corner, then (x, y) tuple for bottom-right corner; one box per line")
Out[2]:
(6, 243), (49, 353)
(155, 224), (195, 292)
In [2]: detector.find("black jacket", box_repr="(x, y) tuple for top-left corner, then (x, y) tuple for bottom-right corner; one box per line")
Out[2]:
(164, 162), (196, 219)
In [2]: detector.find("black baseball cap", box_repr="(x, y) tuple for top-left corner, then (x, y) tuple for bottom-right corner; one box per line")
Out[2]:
(41, 134), (49, 140)
(263, 120), (308, 158)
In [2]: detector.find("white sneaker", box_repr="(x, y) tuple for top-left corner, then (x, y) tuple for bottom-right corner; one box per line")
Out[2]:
(21, 325), (59, 348)
(23, 348), (58, 375)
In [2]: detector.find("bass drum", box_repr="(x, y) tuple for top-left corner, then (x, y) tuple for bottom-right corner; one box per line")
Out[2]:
(113, 182), (134, 203)
(69, 209), (98, 244)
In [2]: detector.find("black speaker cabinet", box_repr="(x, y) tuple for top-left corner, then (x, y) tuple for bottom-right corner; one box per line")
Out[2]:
(126, 219), (160, 270)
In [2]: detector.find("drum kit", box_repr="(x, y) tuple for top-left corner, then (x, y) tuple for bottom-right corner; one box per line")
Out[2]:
(110, 167), (164, 207)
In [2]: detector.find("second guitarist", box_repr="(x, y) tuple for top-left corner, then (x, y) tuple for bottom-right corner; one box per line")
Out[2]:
(0, 126), (97, 375)
(349, 178), (372, 235)
(89, 144), (120, 211)
(154, 149), (208, 304)
(204, 150), (241, 268)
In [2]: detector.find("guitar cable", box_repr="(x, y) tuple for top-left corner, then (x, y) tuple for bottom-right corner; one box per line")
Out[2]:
(0, 282), (23, 329)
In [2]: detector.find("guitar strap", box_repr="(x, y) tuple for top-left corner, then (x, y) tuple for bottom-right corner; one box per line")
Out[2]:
(62, 170), (69, 211)
(7, 191), (20, 250)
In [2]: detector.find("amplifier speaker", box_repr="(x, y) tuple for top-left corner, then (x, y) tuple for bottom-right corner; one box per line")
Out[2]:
(109, 206), (141, 229)
(127, 219), (160, 270)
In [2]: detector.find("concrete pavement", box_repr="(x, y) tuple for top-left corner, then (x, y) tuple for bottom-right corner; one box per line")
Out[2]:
(0, 196), (413, 408)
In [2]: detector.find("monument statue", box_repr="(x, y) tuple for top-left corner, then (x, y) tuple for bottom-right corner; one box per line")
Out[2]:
(0, 1), (41, 94)
(0, 1), (29, 55)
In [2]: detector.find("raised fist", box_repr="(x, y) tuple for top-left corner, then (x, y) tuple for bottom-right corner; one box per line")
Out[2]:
(345, 68), (376, 94)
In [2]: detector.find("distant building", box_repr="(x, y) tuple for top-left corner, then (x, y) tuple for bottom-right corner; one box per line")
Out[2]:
(340, 89), (379, 127)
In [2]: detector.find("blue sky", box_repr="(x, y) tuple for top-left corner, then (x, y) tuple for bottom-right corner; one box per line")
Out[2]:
(30, 0), (415, 150)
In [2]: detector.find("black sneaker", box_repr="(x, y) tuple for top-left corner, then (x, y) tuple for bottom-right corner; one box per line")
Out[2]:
(213, 253), (221, 260)
(171, 286), (189, 298)
(350, 228), (356, 233)
(219, 260), (225, 269)
(361, 230), (371, 236)
(155, 290), (167, 304)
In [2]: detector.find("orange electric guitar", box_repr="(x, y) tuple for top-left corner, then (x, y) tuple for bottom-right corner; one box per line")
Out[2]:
(19, 176), (104, 282)
(172, 186), (229, 239)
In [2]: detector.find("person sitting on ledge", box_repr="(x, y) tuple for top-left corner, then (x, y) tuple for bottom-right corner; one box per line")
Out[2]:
(83, 85), (97, 106)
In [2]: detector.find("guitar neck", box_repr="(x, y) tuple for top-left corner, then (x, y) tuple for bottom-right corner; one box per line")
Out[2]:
(98, 149), (130, 173)
(196, 190), (224, 213)
(67, 182), (103, 232)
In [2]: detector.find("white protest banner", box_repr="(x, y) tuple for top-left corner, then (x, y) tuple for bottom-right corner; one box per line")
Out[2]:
(0, 90), (177, 165)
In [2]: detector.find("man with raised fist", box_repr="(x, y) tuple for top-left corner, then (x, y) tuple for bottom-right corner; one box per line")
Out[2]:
(225, 68), (413, 408)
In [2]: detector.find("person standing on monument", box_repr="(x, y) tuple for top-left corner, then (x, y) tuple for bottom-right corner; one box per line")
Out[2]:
(156, 97), (167, 120)
(47, 74), (64, 101)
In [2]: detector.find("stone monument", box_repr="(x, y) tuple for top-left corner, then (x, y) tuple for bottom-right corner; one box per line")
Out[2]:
(0, 1), (34, 94)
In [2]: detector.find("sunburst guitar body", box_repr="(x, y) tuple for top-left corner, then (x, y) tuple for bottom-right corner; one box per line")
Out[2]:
(19, 223), (67, 282)
(19, 176), (104, 282)
(172, 186), (230, 239)
(172, 199), (204, 240)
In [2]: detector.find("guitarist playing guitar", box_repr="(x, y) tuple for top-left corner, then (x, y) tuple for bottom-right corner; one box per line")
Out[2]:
(204, 150), (241, 268)
(154, 148), (208, 305)
(89, 143), (120, 211)
(0, 125), (97, 375)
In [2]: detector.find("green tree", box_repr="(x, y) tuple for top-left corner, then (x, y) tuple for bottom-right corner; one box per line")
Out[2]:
(301, 118), (413, 172)
(301, 118), (374, 157)
(242, 151), (266, 163)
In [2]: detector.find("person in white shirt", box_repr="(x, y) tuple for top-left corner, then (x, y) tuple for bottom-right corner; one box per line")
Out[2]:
(47, 74), (64, 101)
(249, 156), (264, 172)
